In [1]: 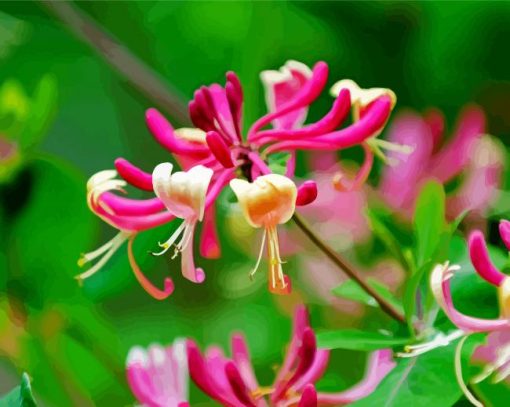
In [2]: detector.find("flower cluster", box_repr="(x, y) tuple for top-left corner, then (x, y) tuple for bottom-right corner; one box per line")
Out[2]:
(126, 307), (395, 406)
(78, 60), (395, 299)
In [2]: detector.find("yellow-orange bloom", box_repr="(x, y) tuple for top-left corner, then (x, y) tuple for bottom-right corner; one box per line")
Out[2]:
(230, 174), (297, 294)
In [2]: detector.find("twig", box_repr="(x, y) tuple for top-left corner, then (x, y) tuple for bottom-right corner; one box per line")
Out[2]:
(292, 212), (406, 323)
(40, 0), (190, 124)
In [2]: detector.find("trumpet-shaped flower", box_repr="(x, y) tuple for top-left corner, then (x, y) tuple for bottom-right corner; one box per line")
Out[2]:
(77, 164), (230, 299)
(126, 339), (189, 407)
(431, 226), (510, 333)
(431, 224), (510, 385)
(230, 174), (297, 294)
(186, 306), (395, 406)
(83, 60), (395, 297)
(152, 163), (213, 284)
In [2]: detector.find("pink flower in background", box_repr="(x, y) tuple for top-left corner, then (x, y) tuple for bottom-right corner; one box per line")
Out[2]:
(380, 105), (504, 220)
(81, 60), (395, 297)
(126, 339), (189, 407)
(186, 306), (395, 406)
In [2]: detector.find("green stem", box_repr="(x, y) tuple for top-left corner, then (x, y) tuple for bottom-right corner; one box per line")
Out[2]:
(292, 212), (406, 324)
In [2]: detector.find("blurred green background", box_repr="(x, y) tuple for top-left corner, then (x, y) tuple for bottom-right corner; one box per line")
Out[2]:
(1, 1), (510, 406)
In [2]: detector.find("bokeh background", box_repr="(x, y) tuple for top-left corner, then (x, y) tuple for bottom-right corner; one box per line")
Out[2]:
(1, 1), (510, 405)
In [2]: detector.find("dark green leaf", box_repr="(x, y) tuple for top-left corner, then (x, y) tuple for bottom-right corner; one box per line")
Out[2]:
(317, 329), (409, 351)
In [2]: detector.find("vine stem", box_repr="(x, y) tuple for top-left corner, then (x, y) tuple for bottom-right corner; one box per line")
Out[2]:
(40, 0), (190, 124)
(292, 212), (406, 323)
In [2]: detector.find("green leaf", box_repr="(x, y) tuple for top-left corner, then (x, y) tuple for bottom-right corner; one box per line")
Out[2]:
(332, 278), (404, 314)
(366, 208), (409, 270)
(403, 261), (433, 336)
(316, 329), (410, 351)
(0, 373), (37, 407)
(351, 342), (462, 407)
(413, 180), (446, 268)
(267, 152), (291, 175)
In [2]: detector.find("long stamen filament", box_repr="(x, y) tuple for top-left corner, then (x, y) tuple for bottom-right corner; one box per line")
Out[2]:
(250, 229), (267, 279)
(267, 226), (287, 291)
(76, 232), (128, 281)
(455, 336), (484, 407)
(152, 222), (187, 257)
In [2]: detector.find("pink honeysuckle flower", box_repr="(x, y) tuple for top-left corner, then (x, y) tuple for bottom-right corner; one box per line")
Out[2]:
(126, 339), (189, 407)
(83, 60), (395, 297)
(379, 105), (504, 220)
(77, 164), (232, 300)
(430, 225), (510, 333)
(186, 306), (395, 406)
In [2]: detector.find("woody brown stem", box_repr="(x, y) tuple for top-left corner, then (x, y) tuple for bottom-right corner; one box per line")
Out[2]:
(292, 212), (406, 324)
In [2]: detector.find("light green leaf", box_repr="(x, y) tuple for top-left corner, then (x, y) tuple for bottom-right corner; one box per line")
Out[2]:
(267, 152), (291, 175)
(413, 180), (446, 268)
(317, 329), (410, 351)
(351, 342), (462, 407)
(332, 278), (404, 314)
(0, 373), (37, 407)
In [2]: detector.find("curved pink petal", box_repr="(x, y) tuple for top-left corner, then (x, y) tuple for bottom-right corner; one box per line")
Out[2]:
(231, 334), (259, 391)
(469, 230), (506, 287)
(225, 362), (257, 407)
(128, 237), (175, 300)
(115, 158), (153, 191)
(293, 349), (330, 392)
(317, 350), (396, 405)
(180, 223), (205, 284)
(428, 105), (485, 183)
(263, 96), (392, 154)
(379, 110), (433, 209)
(200, 205), (221, 259)
(272, 328), (316, 403)
(225, 71), (243, 140)
(248, 62), (329, 140)
(500, 220), (510, 252)
(298, 384), (318, 407)
(146, 108), (209, 156)
(435, 266), (509, 332)
(260, 60), (313, 131)
(100, 193), (165, 216)
(206, 130), (234, 168)
(253, 88), (351, 145)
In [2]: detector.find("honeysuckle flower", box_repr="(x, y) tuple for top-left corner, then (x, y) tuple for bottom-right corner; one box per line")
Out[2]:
(429, 225), (510, 403)
(186, 306), (395, 406)
(126, 339), (189, 407)
(84, 60), (395, 297)
(379, 106), (504, 220)
(431, 225), (510, 333)
(78, 164), (230, 299)
(230, 174), (297, 295)
(152, 163), (213, 284)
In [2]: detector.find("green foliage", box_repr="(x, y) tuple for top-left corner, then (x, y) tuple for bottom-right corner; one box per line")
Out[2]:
(332, 278), (404, 314)
(317, 329), (409, 351)
(352, 343), (462, 407)
(0, 373), (37, 407)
